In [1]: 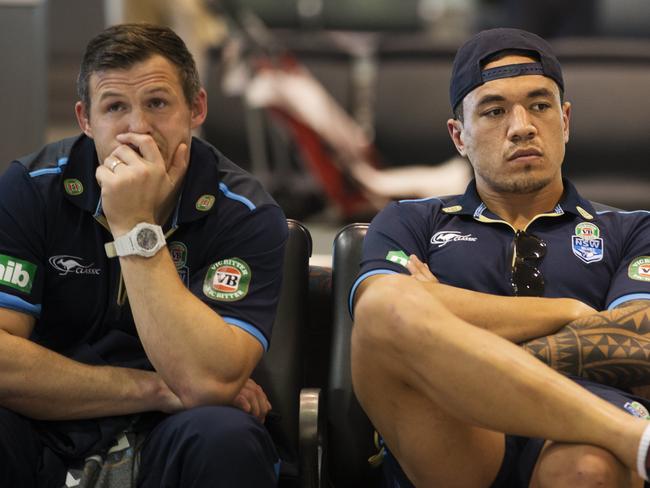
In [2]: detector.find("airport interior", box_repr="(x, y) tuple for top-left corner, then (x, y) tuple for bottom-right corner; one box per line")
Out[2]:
(1, 0), (650, 486)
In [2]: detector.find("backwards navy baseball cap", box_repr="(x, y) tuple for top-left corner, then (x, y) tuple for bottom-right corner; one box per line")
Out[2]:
(450, 28), (564, 112)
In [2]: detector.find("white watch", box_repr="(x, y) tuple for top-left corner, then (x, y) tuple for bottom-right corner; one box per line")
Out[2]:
(105, 223), (166, 258)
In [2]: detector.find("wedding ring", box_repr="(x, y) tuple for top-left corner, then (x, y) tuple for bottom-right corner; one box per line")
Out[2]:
(110, 158), (124, 172)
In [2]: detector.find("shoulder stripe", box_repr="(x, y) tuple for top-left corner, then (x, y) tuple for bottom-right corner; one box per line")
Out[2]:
(349, 269), (400, 318)
(28, 157), (69, 178)
(222, 316), (268, 351)
(597, 210), (650, 215)
(608, 293), (650, 310)
(0, 292), (41, 317)
(398, 196), (444, 204)
(219, 182), (256, 211)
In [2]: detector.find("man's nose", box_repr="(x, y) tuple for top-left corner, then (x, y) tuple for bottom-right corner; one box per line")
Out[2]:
(507, 105), (536, 142)
(126, 107), (151, 134)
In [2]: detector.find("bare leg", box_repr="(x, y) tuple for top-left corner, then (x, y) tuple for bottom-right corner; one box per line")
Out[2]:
(352, 275), (647, 485)
(530, 442), (644, 488)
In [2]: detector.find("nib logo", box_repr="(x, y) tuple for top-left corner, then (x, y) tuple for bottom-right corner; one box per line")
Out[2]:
(0, 254), (37, 294)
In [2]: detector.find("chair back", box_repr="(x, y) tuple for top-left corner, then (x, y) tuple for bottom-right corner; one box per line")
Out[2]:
(328, 223), (381, 487)
(253, 219), (312, 484)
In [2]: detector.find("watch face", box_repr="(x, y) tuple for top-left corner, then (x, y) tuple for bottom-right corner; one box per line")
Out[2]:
(136, 228), (159, 251)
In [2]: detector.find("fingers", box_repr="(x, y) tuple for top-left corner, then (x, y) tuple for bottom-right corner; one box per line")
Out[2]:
(116, 132), (161, 164)
(233, 379), (272, 423)
(168, 143), (189, 187)
(406, 254), (438, 283)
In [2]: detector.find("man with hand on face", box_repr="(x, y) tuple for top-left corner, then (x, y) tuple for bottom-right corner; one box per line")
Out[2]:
(0, 23), (287, 487)
(351, 28), (650, 487)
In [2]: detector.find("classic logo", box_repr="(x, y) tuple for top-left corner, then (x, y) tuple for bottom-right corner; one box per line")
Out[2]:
(63, 178), (84, 196)
(629, 256), (650, 282)
(431, 231), (477, 248)
(385, 250), (409, 267)
(0, 254), (37, 294)
(203, 258), (251, 302)
(196, 194), (216, 212)
(48, 255), (101, 276)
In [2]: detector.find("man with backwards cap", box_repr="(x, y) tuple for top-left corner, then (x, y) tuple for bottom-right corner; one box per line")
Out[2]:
(350, 28), (650, 487)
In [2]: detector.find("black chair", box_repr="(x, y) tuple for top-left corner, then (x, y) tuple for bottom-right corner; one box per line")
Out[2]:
(327, 223), (381, 487)
(252, 219), (325, 488)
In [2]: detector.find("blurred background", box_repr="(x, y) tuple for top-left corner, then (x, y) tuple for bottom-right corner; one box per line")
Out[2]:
(1, 0), (649, 259)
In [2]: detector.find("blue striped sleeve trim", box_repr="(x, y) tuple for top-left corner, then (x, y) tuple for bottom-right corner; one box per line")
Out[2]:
(222, 316), (269, 351)
(597, 210), (650, 215)
(608, 293), (650, 310)
(219, 182), (256, 211)
(29, 157), (69, 178)
(0, 291), (41, 316)
(398, 196), (443, 204)
(349, 269), (400, 318)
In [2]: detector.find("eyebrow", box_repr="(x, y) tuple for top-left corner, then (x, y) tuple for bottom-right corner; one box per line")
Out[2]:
(477, 87), (556, 107)
(96, 86), (173, 102)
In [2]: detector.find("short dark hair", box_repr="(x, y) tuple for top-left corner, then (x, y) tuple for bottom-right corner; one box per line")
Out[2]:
(77, 23), (201, 109)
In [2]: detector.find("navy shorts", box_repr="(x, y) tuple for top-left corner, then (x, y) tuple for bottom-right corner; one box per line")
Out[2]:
(382, 376), (650, 488)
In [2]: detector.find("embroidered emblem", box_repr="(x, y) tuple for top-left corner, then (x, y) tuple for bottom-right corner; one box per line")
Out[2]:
(431, 231), (477, 248)
(196, 194), (215, 211)
(169, 242), (189, 286)
(0, 254), (37, 294)
(64, 178), (84, 196)
(624, 401), (650, 419)
(169, 242), (188, 268)
(203, 258), (251, 301)
(385, 250), (409, 267)
(576, 206), (594, 220)
(442, 205), (463, 213)
(575, 222), (599, 239)
(48, 255), (101, 277)
(628, 256), (650, 282)
(571, 223), (603, 264)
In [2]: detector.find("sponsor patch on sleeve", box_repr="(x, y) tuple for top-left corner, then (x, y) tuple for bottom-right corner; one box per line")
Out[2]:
(0, 254), (37, 294)
(203, 258), (251, 302)
(624, 401), (650, 419)
(628, 256), (650, 282)
(385, 250), (409, 267)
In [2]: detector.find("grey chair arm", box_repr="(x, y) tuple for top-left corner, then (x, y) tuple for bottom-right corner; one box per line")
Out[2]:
(299, 387), (326, 488)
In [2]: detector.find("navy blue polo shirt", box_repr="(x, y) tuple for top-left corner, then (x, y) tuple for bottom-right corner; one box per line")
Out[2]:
(350, 179), (650, 314)
(0, 135), (287, 369)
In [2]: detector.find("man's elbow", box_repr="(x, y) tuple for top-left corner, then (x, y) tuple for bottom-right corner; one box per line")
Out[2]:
(176, 376), (243, 409)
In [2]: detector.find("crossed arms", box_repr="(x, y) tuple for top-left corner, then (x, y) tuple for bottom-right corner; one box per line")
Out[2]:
(358, 254), (650, 390)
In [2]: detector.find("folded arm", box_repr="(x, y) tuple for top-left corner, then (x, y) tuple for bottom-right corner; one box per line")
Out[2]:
(0, 307), (182, 420)
(407, 254), (650, 388)
(521, 300), (650, 389)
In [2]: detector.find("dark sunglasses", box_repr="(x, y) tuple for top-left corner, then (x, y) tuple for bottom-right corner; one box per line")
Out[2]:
(511, 230), (547, 297)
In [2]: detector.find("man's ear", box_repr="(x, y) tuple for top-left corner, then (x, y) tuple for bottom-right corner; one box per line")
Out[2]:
(561, 101), (571, 144)
(75, 102), (93, 138)
(190, 88), (208, 130)
(447, 118), (467, 157)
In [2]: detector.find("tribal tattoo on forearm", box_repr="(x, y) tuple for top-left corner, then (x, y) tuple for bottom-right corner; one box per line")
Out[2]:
(521, 301), (650, 388)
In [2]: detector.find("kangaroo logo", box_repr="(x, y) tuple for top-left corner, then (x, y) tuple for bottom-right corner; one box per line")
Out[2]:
(49, 255), (101, 276)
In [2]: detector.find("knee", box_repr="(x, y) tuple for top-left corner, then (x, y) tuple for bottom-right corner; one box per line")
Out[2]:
(175, 406), (272, 457)
(535, 445), (628, 488)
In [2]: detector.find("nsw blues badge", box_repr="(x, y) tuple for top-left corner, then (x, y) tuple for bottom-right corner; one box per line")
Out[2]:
(571, 222), (603, 264)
